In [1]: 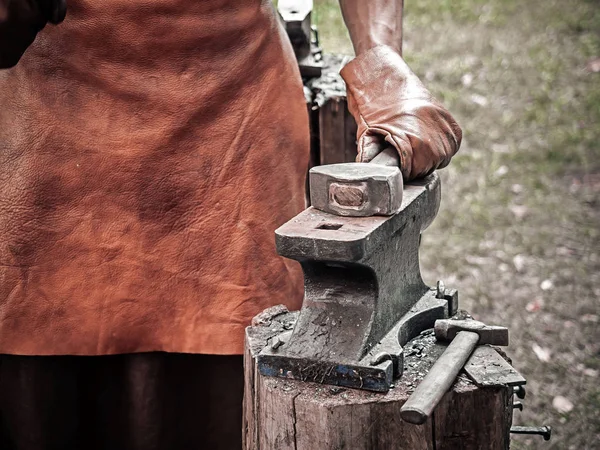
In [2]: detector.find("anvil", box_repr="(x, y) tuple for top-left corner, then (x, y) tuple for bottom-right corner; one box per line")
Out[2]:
(257, 173), (458, 392)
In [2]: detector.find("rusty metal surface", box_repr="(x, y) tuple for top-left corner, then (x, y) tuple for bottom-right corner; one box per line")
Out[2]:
(510, 426), (552, 441)
(257, 174), (447, 392)
(276, 173), (440, 261)
(309, 162), (403, 216)
(257, 292), (450, 392)
(464, 346), (526, 388)
(435, 319), (509, 346)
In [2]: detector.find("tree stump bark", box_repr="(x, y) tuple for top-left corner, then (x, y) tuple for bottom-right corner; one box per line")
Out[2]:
(243, 307), (514, 450)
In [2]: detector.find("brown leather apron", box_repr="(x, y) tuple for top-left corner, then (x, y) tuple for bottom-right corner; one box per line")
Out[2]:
(0, 0), (309, 355)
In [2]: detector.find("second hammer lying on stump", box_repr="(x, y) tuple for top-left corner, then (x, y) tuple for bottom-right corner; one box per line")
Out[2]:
(400, 318), (509, 425)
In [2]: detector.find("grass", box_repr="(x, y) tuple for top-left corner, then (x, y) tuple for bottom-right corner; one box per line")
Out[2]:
(312, 0), (600, 448)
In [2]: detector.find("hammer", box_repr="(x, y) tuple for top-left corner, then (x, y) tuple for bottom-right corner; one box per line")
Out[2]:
(310, 1), (405, 218)
(310, 146), (403, 217)
(400, 319), (509, 425)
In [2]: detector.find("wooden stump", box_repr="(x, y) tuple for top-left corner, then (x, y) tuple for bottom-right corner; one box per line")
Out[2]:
(243, 307), (514, 450)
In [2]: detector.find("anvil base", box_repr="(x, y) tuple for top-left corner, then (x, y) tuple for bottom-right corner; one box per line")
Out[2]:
(257, 289), (455, 392)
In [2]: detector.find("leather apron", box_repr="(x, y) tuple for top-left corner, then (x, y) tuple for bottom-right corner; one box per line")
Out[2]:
(0, 0), (309, 355)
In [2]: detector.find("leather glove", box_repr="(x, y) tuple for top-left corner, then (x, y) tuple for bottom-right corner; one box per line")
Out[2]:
(340, 45), (462, 180)
(0, 0), (66, 68)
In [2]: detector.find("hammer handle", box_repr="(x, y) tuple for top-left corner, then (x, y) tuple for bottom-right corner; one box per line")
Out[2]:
(369, 145), (401, 167)
(400, 331), (480, 424)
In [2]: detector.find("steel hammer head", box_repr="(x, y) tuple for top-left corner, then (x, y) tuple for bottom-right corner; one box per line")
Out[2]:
(434, 319), (509, 346)
(309, 163), (403, 216)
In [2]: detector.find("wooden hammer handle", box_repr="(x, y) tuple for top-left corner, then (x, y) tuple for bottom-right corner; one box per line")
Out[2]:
(400, 331), (480, 424)
(369, 145), (401, 167)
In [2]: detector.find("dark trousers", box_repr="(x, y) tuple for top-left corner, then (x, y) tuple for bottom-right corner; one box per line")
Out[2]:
(0, 353), (244, 450)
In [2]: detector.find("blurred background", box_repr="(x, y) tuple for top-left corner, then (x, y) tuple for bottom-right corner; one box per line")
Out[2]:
(311, 0), (599, 448)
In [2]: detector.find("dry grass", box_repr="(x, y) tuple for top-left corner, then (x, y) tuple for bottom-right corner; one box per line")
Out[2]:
(313, 0), (600, 448)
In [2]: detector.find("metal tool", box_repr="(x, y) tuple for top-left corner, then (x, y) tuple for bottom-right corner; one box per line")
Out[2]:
(310, 147), (403, 217)
(513, 401), (523, 411)
(514, 385), (527, 399)
(464, 345), (526, 388)
(510, 426), (552, 441)
(257, 173), (456, 392)
(278, 0), (323, 78)
(400, 318), (509, 424)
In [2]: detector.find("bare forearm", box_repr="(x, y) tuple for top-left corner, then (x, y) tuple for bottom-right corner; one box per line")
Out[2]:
(339, 0), (404, 56)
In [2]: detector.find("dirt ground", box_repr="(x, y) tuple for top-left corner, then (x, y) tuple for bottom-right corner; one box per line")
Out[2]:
(312, 0), (600, 448)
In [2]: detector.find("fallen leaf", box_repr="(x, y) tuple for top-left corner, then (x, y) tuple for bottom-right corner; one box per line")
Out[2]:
(556, 246), (573, 256)
(470, 93), (488, 106)
(525, 298), (543, 313)
(532, 343), (551, 362)
(491, 143), (510, 153)
(552, 395), (574, 414)
(479, 240), (496, 250)
(540, 279), (554, 291)
(465, 255), (490, 266)
(510, 205), (529, 219)
(494, 165), (508, 177)
(583, 368), (599, 377)
(513, 254), (526, 272)
(461, 73), (473, 86)
(511, 184), (524, 194)
(586, 57), (600, 73)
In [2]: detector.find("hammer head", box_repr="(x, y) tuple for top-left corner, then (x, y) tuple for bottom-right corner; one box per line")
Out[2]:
(434, 319), (509, 346)
(309, 163), (403, 217)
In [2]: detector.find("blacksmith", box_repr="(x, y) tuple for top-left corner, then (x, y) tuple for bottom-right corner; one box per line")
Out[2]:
(0, 0), (461, 448)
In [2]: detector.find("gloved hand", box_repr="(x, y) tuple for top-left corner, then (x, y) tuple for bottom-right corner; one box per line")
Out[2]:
(0, 0), (66, 68)
(340, 45), (462, 181)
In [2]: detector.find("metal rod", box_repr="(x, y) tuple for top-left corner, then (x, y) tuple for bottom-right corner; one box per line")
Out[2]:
(510, 426), (552, 441)
(400, 331), (480, 424)
(370, 145), (401, 167)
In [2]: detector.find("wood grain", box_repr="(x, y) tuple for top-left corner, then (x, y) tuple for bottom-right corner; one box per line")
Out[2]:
(244, 309), (514, 449)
